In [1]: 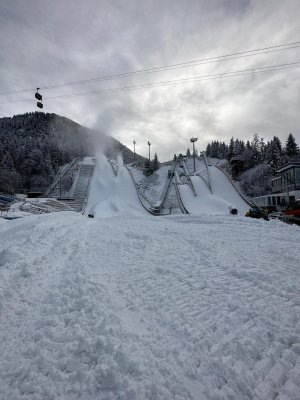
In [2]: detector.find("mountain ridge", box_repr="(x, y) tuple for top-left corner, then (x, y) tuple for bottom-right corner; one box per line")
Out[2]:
(0, 112), (145, 193)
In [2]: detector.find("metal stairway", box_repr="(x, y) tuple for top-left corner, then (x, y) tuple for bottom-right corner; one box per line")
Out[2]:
(59, 159), (96, 212)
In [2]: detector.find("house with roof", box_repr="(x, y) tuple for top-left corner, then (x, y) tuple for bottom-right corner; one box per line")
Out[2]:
(252, 162), (300, 209)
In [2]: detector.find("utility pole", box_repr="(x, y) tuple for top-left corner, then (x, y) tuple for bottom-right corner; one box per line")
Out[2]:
(133, 140), (136, 161)
(148, 141), (151, 162)
(190, 137), (198, 173)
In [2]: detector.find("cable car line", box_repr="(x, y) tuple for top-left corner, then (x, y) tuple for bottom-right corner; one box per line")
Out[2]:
(0, 60), (299, 105)
(44, 61), (300, 99)
(0, 40), (299, 97)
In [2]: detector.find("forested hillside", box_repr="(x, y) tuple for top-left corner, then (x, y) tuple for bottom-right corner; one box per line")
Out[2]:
(206, 133), (300, 197)
(0, 112), (143, 193)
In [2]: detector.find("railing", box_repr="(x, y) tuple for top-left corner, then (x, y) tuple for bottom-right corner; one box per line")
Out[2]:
(108, 159), (118, 176)
(20, 198), (75, 214)
(173, 180), (189, 214)
(81, 162), (96, 214)
(174, 171), (182, 185)
(124, 166), (157, 215)
(44, 157), (81, 197)
(202, 154), (213, 193)
(181, 159), (197, 196)
(159, 160), (178, 212)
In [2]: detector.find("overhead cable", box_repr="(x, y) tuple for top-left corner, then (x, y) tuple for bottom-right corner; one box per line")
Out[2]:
(0, 40), (299, 96)
(1, 61), (299, 105)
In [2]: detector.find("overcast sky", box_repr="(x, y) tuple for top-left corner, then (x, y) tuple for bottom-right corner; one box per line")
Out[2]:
(1, 0), (299, 161)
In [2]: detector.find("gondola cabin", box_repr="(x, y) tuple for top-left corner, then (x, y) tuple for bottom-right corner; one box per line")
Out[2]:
(35, 92), (42, 101)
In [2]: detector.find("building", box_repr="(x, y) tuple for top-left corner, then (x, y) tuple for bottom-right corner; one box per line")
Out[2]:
(252, 162), (300, 209)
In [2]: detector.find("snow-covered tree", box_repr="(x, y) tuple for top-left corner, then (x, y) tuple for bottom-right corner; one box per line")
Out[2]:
(285, 133), (299, 160)
(153, 153), (159, 170)
(239, 163), (272, 197)
(210, 141), (219, 158)
(259, 137), (266, 162)
(228, 137), (234, 155)
(206, 143), (211, 156)
(265, 137), (283, 174)
(218, 142), (228, 159)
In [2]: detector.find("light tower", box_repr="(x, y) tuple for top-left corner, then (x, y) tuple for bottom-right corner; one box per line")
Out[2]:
(148, 141), (151, 162)
(133, 140), (136, 161)
(190, 137), (198, 173)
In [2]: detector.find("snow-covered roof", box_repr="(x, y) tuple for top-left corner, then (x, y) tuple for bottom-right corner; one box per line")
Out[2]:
(276, 162), (300, 173)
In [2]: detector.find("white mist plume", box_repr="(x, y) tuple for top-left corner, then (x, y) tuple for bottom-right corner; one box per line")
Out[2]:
(116, 153), (123, 167)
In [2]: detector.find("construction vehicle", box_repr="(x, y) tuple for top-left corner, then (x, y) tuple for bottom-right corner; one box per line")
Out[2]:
(245, 206), (269, 220)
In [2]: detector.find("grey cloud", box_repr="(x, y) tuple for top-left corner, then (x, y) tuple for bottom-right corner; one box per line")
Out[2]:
(0, 0), (299, 161)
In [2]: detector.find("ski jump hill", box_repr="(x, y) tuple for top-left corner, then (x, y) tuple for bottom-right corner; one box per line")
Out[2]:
(83, 155), (250, 218)
(85, 156), (147, 218)
(10, 155), (250, 219)
(178, 157), (249, 216)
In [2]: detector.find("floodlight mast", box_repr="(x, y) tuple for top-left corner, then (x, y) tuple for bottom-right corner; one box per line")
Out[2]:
(190, 137), (198, 173)
(133, 140), (136, 161)
(148, 141), (151, 161)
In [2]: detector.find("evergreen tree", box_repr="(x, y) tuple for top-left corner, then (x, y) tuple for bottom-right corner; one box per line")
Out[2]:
(259, 137), (266, 162)
(285, 133), (299, 159)
(242, 147), (256, 170)
(228, 137), (234, 155)
(206, 143), (211, 156)
(250, 133), (261, 165)
(210, 141), (219, 158)
(153, 153), (159, 170)
(251, 133), (260, 151)
(272, 136), (282, 155)
(234, 139), (244, 155)
(218, 142), (228, 159)
(265, 137), (282, 174)
(0, 112), (142, 193)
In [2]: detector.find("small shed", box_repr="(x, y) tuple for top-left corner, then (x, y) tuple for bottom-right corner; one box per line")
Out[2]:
(230, 156), (244, 178)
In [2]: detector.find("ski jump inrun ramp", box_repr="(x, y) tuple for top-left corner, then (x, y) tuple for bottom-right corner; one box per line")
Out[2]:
(85, 157), (249, 218)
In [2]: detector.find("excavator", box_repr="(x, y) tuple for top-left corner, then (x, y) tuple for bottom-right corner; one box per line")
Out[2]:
(245, 206), (269, 220)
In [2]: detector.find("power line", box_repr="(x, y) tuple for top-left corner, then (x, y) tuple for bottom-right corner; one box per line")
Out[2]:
(0, 40), (300, 96)
(45, 61), (300, 98)
(1, 61), (299, 105)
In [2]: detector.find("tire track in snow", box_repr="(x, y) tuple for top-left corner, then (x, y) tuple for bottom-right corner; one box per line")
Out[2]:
(0, 213), (299, 399)
(0, 214), (90, 398)
(97, 216), (300, 399)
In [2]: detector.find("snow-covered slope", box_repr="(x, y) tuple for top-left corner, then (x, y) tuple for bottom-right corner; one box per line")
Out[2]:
(179, 175), (234, 215)
(85, 156), (147, 218)
(209, 165), (249, 215)
(0, 211), (299, 399)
